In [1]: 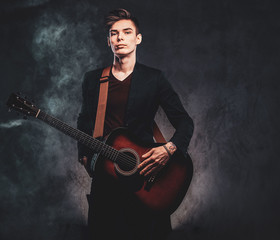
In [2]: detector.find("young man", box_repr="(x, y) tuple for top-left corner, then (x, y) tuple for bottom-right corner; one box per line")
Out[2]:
(77, 8), (194, 240)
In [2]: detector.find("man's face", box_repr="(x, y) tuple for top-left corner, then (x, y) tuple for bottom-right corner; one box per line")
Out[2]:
(108, 19), (142, 57)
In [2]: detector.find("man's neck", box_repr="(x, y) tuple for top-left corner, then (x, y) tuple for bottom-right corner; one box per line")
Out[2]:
(112, 54), (136, 76)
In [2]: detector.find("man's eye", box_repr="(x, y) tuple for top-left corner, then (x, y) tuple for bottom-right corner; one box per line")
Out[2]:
(125, 31), (132, 34)
(111, 32), (117, 36)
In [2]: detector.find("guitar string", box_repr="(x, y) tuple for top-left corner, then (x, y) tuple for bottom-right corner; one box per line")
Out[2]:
(41, 112), (140, 169)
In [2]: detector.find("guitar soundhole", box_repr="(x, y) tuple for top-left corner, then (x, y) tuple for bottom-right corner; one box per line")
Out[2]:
(118, 152), (136, 171)
(114, 148), (140, 176)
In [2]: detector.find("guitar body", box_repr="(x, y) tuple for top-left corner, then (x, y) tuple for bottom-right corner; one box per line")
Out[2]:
(94, 128), (193, 215)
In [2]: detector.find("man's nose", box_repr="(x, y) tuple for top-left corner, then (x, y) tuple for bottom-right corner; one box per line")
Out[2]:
(117, 32), (124, 41)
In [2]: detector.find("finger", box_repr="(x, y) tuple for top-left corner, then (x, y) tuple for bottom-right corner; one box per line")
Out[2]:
(142, 149), (154, 158)
(139, 153), (168, 170)
(140, 161), (157, 175)
(144, 158), (168, 177)
(156, 156), (169, 167)
(144, 165), (162, 177)
(138, 156), (154, 169)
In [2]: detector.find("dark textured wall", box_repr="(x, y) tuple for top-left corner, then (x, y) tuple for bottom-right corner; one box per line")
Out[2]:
(0, 0), (279, 239)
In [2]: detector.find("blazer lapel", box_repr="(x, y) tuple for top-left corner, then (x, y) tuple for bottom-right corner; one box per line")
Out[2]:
(124, 62), (142, 125)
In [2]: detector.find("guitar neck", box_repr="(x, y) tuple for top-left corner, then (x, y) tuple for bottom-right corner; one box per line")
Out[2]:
(36, 110), (118, 161)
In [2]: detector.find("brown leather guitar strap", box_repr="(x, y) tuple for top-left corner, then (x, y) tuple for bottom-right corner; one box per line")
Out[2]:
(93, 66), (111, 138)
(93, 66), (166, 143)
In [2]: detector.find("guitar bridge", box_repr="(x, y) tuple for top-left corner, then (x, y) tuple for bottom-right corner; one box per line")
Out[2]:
(144, 175), (157, 191)
(148, 175), (156, 183)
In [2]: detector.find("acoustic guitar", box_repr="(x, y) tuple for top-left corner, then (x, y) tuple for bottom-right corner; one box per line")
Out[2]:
(6, 92), (193, 215)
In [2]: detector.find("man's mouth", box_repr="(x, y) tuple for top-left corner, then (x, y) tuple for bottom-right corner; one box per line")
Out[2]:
(116, 44), (127, 49)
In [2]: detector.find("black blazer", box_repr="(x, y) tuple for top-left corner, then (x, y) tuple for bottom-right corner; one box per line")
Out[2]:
(77, 62), (194, 159)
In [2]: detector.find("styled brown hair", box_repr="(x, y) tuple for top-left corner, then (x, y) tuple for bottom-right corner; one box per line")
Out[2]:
(104, 8), (140, 35)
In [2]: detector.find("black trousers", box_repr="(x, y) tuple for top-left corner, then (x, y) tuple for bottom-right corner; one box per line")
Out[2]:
(87, 177), (172, 240)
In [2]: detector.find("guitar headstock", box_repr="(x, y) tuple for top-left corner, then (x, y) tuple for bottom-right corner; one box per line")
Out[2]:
(6, 93), (39, 118)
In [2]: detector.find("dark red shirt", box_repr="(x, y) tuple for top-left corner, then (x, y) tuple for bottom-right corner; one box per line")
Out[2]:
(103, 72), (132, 137)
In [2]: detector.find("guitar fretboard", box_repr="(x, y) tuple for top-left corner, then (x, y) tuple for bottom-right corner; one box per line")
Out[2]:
(37, 111), (119, 161)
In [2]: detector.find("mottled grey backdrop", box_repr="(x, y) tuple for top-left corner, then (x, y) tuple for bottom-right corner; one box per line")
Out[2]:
(0, 0), (279, 239)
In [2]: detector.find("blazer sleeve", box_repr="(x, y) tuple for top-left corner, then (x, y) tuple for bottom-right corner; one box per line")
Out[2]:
(158, 72), (194, 158)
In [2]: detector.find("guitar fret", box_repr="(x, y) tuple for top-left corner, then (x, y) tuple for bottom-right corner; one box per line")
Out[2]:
(113, 150), (119, 162)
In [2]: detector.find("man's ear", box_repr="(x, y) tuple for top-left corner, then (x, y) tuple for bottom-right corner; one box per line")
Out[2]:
(136, 33), (142, 45)
(107, 36), (111, 47)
